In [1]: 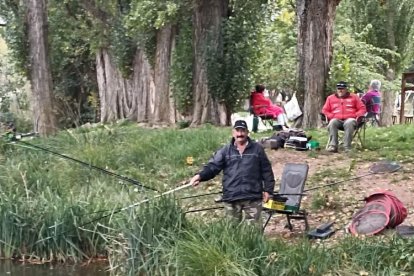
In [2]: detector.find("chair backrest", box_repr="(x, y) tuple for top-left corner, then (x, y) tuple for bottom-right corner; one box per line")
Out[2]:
(366, 95), (381, 114)
(249, 93), (274, 121)
(278, 163), (309, 209)
(248, 94), (255, 115)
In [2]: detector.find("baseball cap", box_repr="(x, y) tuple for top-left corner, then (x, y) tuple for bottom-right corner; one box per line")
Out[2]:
(233, 120), (248, 130)
(336, 81), (348, 89)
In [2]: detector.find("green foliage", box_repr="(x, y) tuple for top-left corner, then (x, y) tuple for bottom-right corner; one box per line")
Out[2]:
(206, 0), (268, 114)
(170, 14), (193, 114)
(256, 0), (297, 93)
(48, 1), (99, 127)
(331, 8), (401, 92)
(0, 1), (29, 77)
(0, 52), (28, 114)
(110, 18), (137, 77)
(126, 0), (183, 67)
(337, 0), (414, 75)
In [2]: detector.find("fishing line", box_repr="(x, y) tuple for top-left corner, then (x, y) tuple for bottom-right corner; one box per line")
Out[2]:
(11, 139), (158, 192)
(181, 160), (402, 213)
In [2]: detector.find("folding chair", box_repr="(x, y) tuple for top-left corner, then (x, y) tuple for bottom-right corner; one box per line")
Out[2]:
(263, 163), (309, 231)
(249, 94), (275, 132)
(320, 114), (366, 149)
(365, 95), (381, 127)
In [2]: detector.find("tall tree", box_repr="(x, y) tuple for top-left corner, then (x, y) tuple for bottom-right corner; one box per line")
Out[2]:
(339, 0), (414, 126)
(191, 0), (229, 126)
(153, 24), (176, 124)
(26, 0), (57, 135)
(296, 0), (341, 128)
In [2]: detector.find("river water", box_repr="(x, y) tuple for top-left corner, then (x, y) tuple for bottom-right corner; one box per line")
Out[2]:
(0, 260), (110, 276)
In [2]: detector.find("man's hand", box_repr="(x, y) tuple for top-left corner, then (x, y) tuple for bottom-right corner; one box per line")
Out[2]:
(189, 174), (201, 187)
(263, 192), (270, 203)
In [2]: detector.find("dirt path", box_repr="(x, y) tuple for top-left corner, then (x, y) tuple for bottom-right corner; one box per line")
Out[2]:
(265, 148), (414, 239)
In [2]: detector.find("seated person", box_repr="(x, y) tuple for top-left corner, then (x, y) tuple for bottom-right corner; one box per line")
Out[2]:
(251, 84), (289, 129)
(361, 79), (381, 119)
(322, 81), (366, 153)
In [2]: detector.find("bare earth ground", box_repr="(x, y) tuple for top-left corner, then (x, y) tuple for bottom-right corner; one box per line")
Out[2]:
(264, 148), (414, 240)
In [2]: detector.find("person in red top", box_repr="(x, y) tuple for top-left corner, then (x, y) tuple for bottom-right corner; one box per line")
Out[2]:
(251, 84), (288, 129)
(322, 81), (367, 153)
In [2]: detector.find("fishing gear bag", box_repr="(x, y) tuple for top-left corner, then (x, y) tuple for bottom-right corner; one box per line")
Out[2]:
(258, 128), (310, 150)
(271, 129), (310, 150)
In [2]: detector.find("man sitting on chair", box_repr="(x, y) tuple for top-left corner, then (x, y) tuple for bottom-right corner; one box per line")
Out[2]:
(251, 84), (289, 130)
(322, 81), (366, 153)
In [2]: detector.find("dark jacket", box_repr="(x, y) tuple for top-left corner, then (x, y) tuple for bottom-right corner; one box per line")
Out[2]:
(198, 137), (275, 202)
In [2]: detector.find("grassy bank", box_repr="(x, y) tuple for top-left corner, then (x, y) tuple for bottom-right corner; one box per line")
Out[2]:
(0, 123), (231, 261)
(1, 122), (414, 275)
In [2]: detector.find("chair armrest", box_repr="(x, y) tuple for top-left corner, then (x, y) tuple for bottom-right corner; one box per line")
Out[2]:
(356, 116), (366, 124)
(356, 116), (366, 128)
(320, 113), (328, 125)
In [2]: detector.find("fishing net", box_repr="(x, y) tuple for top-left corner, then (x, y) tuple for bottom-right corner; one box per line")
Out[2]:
(350, 211), (389, 235)
(368, 160), (401, 174)
(349, 190), (407, 235)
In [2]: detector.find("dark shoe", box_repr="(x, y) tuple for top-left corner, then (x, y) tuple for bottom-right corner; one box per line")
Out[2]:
(327, 145), (337, 153)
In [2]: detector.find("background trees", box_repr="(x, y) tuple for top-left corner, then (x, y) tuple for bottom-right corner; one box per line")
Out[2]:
(0, 0), (413, 133)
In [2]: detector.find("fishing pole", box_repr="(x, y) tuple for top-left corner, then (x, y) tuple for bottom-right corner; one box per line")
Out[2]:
(181, 160), (403, 214)
(179, 191), (222, 200)
(34, 182), (193, 244)
(9, 137), (158, 192)
(190, 160), (402, 198)
(185, 206), (224, 213)
(303, 173), (375, 192)
(86, 190), (223, 216)
(304, 160), (402, 193)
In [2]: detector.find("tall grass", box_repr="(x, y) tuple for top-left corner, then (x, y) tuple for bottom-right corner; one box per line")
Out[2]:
(1, 121), (414, 274)
(0, 122), (230, 262)
(115, 215), (414, 275)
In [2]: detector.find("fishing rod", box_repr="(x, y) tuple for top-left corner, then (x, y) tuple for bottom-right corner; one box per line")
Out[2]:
(85, 189), (223, 216)
(304, 160), (401, 193)
(182, 160), (402, 213)
(180, 191), (222, 200)
(185, 206), (224, 213)
(8, 136), (158, 192)
(35, 182), (193, 244)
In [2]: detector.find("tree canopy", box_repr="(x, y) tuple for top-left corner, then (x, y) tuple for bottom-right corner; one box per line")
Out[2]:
(0, 0), (413, 132)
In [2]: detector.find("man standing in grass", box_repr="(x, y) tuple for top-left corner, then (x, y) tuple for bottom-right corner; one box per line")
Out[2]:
(189, 120), (275, 226)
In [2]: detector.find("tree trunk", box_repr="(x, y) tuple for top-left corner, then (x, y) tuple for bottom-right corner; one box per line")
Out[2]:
(153, 24), (175, 124)
(131, 49), (155, 122)
(191, 0), (228, 126)
(296, 0), (340, 128)
(380, 69), (395, 127)
(96, 48), (154, 123)
(26, 0), (57, 136)
(380, 0), (397, 127)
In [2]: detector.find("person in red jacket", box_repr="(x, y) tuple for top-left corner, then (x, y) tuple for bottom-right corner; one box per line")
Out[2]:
(251, 84), (288, 129)
(322, 81), (367, 153)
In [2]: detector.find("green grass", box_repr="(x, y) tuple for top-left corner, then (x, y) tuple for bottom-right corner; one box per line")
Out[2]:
(1, 121), (414, 274)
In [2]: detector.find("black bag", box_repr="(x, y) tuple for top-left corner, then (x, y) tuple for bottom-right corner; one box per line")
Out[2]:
(270, 128), (310, 150)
